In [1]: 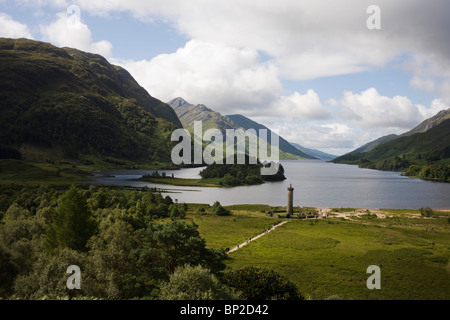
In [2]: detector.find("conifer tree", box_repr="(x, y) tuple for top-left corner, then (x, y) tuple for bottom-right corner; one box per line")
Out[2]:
(46, 185), (97, 253)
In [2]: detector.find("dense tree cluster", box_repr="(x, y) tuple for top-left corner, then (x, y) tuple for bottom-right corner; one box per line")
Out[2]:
(358, 157), (411, 171)
(0, 184), (303, 300)
(0, 185), (223, 299)
(403, 164), (450, 182)
(200, 157), (286, 186)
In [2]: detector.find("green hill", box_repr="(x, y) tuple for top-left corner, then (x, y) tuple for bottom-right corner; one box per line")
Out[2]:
(332, 116), (450, 180)
(333, 109), (450, 167)
(335, 108), (450, 162)
(0, 38), (182, 165)
(347, 134), (399, 155)
(401, 108), (450, 137)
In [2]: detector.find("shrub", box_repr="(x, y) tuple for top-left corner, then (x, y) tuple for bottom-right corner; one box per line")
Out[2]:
(419, 207), (434, 218)
(212, 201), (231, 216)
(222, 266), (304, 300)
(159, 265), (240, 300)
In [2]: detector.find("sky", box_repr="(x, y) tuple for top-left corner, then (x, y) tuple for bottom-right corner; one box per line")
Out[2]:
(1, 0), (450, 156)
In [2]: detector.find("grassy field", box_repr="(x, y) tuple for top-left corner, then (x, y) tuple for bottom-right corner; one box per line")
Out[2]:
(138, 176), (224, 188)
(187, 206), (450, 300)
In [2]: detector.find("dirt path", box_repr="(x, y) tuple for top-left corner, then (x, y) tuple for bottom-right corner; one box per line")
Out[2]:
(227, 221), (290, 254)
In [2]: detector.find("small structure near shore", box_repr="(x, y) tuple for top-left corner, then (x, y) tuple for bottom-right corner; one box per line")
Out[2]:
(264, 185), (327, 220)
(287, 184), (294, 216)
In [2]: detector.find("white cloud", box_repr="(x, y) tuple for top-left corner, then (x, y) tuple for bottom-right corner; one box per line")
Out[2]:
(114, 39), (282, 114)
(418, 99), (449, 120)
(339, 88), (447, 130)
(0, 12), (33, 39)
(15, 1), (450, 79)
(39, 12), (113, 58)
(273, 90), (331, 120)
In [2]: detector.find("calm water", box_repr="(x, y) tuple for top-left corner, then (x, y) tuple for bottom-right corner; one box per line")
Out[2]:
(89, 160), (450, 209)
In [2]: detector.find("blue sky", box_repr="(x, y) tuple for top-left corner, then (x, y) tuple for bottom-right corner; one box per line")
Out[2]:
(1, 0), (449, 155)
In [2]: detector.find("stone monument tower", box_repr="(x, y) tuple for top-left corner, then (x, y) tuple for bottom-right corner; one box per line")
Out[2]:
(287, 184), (294, 216)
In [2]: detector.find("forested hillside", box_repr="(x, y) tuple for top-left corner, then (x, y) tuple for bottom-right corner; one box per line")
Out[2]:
(0, 38), (181, 164)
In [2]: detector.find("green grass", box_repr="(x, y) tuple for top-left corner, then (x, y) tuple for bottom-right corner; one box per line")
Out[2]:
(186, 210), (281, 249)
(138, 177), (224, 188)
(187, 207), (450, 300)
(0, 159), (89, 185)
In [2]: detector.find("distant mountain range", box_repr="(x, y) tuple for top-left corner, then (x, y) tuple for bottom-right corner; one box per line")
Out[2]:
(0, 38), (181, 164)
(333, 108), (450, 171)
(289, 142), (337, 161)
(168, 98), (336, 161)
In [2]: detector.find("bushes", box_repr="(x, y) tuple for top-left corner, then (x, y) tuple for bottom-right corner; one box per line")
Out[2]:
(159, 265), (305, 301)
(419, 207), (435, 217)
(159, 265), (240, 300)
(212, 201), (231, 216)
(222, 266), (304, 300)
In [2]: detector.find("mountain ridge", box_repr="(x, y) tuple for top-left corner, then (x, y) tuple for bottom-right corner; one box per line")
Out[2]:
(0, 38), (181, 164)
(226, 114), (316, 160)
(339, 107), (450, 158)
(168, 98), (316, 160)
(332, 108), (450, 177)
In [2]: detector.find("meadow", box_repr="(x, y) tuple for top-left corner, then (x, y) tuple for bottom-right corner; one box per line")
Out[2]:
(186, 206), (450, 300)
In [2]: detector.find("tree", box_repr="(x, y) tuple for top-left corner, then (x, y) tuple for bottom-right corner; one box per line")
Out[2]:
(127, 220), (227, 298)
(0, 246), (18, 298)
(223, 266), (304, 300)
(86, 218), (137, 299)
(46, 185), (97, 253)
(169, 204), (186, 219)
(13, 248), (88, 300)
(212, 201), (231, 216)
(419, 207), (435, 217)
(159, 265), (240, 300)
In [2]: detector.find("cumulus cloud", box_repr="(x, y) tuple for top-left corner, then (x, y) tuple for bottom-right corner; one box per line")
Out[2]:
(0, 13), (33, 39)
(14, 1), (450, 79)
(12, 1), (450, 99)
(39, 11), (113, 57)
(339, 88), (448, 130)
(273, 90), (331, 121)
(114, 40), (282, 114)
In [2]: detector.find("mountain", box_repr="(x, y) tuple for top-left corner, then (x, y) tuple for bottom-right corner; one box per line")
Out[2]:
(226, 114), (316, 160)
(289, 142), (337, 160)
(0, 38), (182, 164)
(400, 108), (450, 137)
(333, 109), (450, 172)
(346, 134), (399, 155)
(168, 98), (316, 160)
(169, 97), (239, 132)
